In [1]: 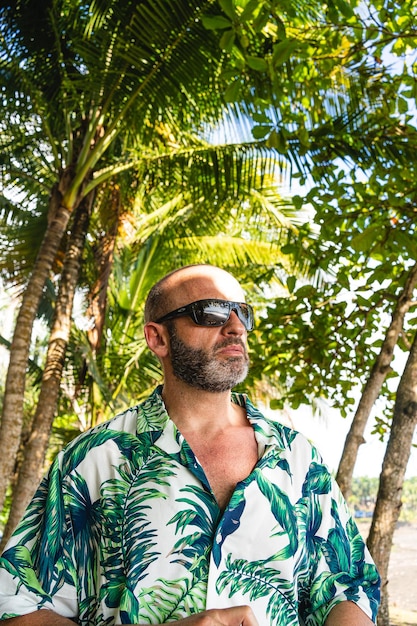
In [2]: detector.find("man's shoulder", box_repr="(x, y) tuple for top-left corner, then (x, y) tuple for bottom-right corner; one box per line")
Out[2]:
(48, 387), (168, 479)
(62, 387), (166, 454)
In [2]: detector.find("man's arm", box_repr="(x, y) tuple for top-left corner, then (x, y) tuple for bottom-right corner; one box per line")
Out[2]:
(1, 613), (75, 625)
(324, 601), (376, 626)
(1, 606), (259, 626)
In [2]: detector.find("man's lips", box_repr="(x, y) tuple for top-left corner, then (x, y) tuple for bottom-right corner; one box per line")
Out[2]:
(216, 344), (245, 356)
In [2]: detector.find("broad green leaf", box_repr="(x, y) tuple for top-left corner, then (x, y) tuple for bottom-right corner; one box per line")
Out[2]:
(220, 29), (235, 52)
(272, 40), (298, 66)
(252, 124), (271, 139)
(219, 0), (235, 20)
(224, 79), (242, 102)
(201, 15), (232, 30)
(246, 56), (268, 72)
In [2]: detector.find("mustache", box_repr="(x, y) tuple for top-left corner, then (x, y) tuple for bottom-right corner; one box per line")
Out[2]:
(215, 337), (247, 350)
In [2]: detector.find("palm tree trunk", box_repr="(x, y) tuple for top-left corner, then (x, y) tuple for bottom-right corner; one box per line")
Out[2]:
(0, 179), (75, 513)
(336, 261), (417, 499)
(83, 186), (120, 427)
(87, 185), (120, 354)
(0, 194), (92, 550)
(0, 194), (93, 548)
(367, 330), (417, 626)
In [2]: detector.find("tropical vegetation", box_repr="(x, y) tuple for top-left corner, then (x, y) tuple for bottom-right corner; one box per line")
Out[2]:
(350, 476), (417, 524)
(1, 0), (417, 624)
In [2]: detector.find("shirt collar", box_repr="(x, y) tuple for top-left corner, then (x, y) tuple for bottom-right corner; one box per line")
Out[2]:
(137, 386), (289, 456)
(232, 391), (289, 453)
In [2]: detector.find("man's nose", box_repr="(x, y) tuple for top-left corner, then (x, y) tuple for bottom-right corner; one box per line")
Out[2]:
(222, 310), (246, 335)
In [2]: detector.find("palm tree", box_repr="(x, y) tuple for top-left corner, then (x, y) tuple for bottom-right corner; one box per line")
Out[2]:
(0, 0), (284, 513)
(0, 193), (94, 546)
(0, 160), (303, 544)
(81, 173), (302, 411)
(1, 0), (409, 522)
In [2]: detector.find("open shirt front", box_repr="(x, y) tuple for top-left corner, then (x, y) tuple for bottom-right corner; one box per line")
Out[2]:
(0, 386), (380, 625)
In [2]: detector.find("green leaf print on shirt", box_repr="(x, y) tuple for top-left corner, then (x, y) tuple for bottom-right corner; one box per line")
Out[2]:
(217, 554), (298, 625)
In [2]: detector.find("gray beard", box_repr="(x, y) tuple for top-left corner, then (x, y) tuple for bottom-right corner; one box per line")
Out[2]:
(168, 326), (249, 392)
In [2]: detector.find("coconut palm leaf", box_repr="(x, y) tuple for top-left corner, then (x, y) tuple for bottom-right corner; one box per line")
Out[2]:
(0, 545), (49, 599)
(169, 487), (219, 538)
(216, 553), (298, 625)
(62, 470), (102, 599)
(167, 484), (220, 574)
(255, 470), (299, 560)
(97, 447), (179, 611)
(138, 576), (207, 623)
(301, 462), (333, 498)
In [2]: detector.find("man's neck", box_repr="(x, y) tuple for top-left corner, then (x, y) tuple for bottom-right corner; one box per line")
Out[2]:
(161, 380), (245, 435)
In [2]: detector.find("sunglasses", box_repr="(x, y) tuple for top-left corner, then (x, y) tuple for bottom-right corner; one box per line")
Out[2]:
(155, 299), (254, 331)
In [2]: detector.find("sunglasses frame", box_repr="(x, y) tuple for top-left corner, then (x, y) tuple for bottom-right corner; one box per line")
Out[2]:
(155, 298), (254, 331)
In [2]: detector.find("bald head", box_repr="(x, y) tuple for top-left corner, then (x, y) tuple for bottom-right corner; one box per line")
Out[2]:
(144, 265), (246, 323)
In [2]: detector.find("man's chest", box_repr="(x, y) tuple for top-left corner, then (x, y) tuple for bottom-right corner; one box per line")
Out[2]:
(184, 428), (259, 510)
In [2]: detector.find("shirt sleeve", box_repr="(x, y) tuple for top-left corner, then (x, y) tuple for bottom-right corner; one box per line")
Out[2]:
(301, 471), (380, 625)
(0, 454), (78, 620)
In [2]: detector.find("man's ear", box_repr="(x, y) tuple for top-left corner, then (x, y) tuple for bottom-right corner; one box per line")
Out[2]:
(144, 322), (170, 358)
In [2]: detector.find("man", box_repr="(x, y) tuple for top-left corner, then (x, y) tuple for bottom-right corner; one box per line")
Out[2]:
(0, 264), (380, 625)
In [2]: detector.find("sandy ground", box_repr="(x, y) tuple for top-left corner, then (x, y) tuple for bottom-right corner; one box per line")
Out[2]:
(356, 519), (417, 625)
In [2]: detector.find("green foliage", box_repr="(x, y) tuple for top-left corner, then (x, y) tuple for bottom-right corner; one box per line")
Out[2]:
(63, 168), (305, 423)
(349, 476), (417, 523)
(3, 0), (417, 480)
(0, 0), (313, 437)
(253, 59), (417, 414)
(349, 476), (379, 511)
(399, 476), (417, 522)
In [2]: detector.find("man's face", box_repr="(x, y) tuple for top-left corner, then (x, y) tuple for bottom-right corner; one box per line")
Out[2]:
(167, 322), (249, 392)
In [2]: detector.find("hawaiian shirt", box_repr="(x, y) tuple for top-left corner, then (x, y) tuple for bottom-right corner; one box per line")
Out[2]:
(0, 386), (380, 625)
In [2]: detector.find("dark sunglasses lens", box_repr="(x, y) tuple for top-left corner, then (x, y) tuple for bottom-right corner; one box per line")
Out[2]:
(193, 301), (253, 329)
(236, 303), (254, 330)
(195, 302), (230, 326)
